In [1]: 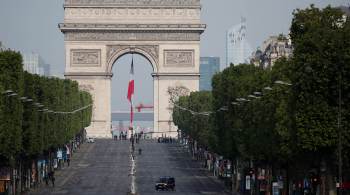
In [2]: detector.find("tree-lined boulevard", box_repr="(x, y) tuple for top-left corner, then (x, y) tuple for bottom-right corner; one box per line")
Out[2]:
(0, 50), (93, 194)
(1, 3), (350, 195)
(28, 139), (230, 195)
(173, 6), (350, 194)
(173, 6), (350, 195)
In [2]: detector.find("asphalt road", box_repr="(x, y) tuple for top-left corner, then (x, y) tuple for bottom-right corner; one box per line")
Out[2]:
(136, 140), (229, 195)
(30, 139), (229, 195)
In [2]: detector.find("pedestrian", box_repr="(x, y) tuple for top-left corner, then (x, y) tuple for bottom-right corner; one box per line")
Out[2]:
(138, 148), (142, 155)
(50, 171), (55, 187)
(44, 174), (49, 186)
(67, 157), (70, 166)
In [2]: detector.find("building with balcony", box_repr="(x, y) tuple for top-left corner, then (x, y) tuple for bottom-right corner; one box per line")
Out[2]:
(250, 34), (293, 69)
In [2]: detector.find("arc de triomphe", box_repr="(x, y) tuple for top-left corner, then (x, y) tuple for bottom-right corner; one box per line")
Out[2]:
(59, 0), (206, 138)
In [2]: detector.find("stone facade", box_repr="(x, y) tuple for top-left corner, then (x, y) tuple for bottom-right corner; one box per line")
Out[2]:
(250, 34), (293, 69)
(60, 0), (205, 138)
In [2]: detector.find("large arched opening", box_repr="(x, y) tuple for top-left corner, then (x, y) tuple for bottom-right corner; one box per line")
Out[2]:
(110, 51), (155, 139)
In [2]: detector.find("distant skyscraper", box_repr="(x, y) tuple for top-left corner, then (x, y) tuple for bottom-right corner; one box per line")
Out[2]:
(0, 41), (6, 50)
(200, 57), (220, 91)
(226, 18), (252, 67)
(22, 53), (50, 76)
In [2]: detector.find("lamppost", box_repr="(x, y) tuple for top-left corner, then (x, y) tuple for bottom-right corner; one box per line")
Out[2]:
(334, 15), (347, 195)
(337, 73), (343, 195)
(228, 82), (292, 195)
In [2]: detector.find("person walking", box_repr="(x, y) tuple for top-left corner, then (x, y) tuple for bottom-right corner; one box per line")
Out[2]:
(44, 174), (49, 186)
(49, 171), (55, 187)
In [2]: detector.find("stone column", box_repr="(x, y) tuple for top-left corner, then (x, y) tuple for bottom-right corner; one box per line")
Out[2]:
(153, 76), (160, 138)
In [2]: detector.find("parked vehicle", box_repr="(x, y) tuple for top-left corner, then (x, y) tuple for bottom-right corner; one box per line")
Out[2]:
(87, 137), (95, 143)
(155, 177), (175, 191)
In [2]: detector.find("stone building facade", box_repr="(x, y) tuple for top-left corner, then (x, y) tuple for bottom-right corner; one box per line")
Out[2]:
(251, 34), (293, 69)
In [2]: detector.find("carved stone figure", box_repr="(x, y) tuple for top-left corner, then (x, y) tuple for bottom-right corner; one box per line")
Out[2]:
(71, 50), (101, 66)
(164, 50), (194, 67)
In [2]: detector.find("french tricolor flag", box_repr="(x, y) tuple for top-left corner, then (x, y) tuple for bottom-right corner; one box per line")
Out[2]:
(127, 57), (135, 126)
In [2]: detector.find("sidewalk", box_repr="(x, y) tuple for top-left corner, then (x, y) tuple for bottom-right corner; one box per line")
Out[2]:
(27, 139), (131, 195)
(28, 143), (94, 195)
(176, 141), (236, 195)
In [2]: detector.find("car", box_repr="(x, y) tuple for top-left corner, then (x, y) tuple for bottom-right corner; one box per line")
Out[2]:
(87, 137), (95, 143)
(155, 177), (175, 191)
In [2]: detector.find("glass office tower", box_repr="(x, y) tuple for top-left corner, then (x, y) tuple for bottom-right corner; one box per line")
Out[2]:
(200, 57), (220, 91)
(226, 18), (252, 67)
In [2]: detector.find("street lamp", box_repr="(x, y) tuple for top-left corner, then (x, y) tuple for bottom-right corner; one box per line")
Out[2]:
(34, 103), (44, 108)
(236, 98), (249, 102)
(264, 87), (273, 91)
(8, 93), (18, 97)
(337, 74), (343, 195)
(19, 97), (27, 101)
(253, 92), (262, 96)
(25, 98), (33, 102)
(248, 95), (257, 99)
(274, 80), (292, 86)
(218, 106), (228, 111)
(2, 90), (13, 95)
(231, 102), (241, 106)
(334, 15), (346, 195)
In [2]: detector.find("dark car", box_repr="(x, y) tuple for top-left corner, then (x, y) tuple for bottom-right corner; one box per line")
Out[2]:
(155, 177), (175, 191)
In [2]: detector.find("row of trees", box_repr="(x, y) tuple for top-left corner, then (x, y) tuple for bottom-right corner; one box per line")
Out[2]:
(173, 5), (349, 188)
(0, 50), (92, 166)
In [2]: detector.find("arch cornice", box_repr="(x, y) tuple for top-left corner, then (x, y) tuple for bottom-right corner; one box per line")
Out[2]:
(64, 0), (201, 7)
(106, 45), (159, 74)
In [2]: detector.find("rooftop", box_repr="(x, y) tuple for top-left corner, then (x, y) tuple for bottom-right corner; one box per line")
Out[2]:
(338, 6), (350, 16)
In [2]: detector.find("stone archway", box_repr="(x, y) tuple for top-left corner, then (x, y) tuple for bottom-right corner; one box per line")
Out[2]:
(106, 45), (159, 73)
(60, 0), (205, 138)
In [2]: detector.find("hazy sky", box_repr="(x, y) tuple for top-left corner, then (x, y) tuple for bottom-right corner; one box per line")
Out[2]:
(0, 0), (348, 117)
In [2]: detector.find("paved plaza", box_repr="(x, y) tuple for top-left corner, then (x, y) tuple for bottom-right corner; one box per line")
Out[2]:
(30, 140), (229, 195)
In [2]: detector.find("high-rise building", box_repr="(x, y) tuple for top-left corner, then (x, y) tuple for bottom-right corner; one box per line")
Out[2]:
(226, 18), (252, 67)
(250, 34), (293, 69)
(200, 57), (220, 91)
(22, 53), (50, 76)
(0, 41), (6, 50)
